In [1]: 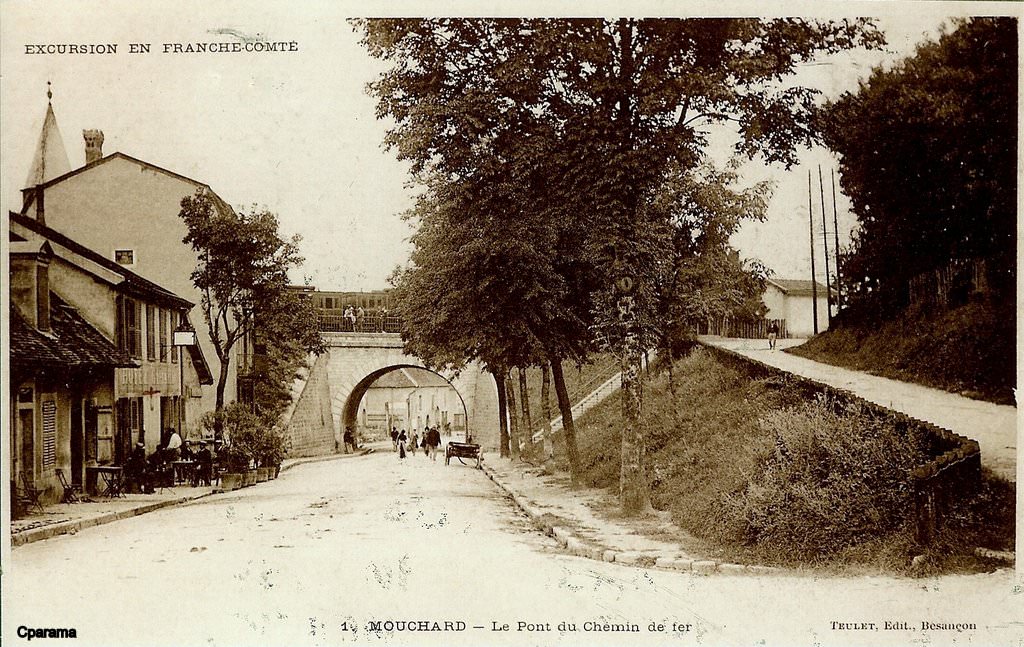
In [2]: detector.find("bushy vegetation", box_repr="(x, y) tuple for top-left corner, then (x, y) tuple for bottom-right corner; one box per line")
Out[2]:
(555, 347), (1013, 572)
(790, 300), (1015, 405)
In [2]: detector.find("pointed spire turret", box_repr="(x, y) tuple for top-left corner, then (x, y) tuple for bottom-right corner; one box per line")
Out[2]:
(25, 82), (72, 188)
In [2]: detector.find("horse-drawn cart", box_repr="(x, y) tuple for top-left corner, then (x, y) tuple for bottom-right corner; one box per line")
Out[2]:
(445, 441), (482, 468)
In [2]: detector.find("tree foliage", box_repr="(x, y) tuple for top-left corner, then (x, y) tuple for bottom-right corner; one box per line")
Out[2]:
(818, 17), (1017, 315)
(179, 190), (322, 413)
(358, 17), (882, 506)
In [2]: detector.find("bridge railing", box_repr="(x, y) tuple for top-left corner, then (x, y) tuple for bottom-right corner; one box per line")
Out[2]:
(319, 314), (403, 333)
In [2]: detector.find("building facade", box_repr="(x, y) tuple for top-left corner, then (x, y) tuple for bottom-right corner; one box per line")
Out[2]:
(10, 213), (212, 505)
(762, 279), (832, 337)
(358, 368), (466, 440)
(18, 97), (238, 418)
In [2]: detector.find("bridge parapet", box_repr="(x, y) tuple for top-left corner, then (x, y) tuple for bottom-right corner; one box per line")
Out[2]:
(322, 332), (405, 349)
(319, 314), (402, 334)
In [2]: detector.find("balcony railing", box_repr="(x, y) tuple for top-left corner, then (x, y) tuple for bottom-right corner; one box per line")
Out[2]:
(319, 314), (403, 333)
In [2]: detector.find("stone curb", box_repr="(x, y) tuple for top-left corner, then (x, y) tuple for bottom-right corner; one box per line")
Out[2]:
(12, 449), (376, 548)
(480, 463), (779, 576)
(12, 490), (217, 548)
(280, 447), (374, 472)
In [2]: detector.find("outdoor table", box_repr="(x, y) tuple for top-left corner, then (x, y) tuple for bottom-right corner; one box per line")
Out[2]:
(172, 461), (196, 485)
(86, 465), (124, 498)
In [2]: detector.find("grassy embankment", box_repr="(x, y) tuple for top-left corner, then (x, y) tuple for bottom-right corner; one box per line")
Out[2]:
(788, 301), (1016, 405)
(548, 346), (1013, 574)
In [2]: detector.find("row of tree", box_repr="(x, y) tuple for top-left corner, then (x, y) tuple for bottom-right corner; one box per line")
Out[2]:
(358, 18), (883, 512)
(819, 17), (1017, 317)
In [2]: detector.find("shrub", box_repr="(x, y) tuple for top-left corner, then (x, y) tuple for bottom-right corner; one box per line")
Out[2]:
(726, 396), (927, 562)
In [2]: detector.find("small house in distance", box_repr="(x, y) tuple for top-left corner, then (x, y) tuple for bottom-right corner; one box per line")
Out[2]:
(762, 279), (832, 338)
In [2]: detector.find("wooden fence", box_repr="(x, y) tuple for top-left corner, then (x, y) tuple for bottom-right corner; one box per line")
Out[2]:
(695, 317), (788, 339)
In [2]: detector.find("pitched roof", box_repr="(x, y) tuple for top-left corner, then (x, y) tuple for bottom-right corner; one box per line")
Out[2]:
(369, 367), (454, 390)
(10, 294), (138, 375)
(766, 278), (834, 296)
(9, 210), (193, 310)
(25, 102), (71, 187)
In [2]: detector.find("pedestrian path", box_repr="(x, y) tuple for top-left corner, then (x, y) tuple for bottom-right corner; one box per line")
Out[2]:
(482, 460), (770, 574)
(700, 336), (1017, 482)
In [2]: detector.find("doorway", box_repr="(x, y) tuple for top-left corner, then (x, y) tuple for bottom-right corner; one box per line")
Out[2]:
(71, 398), (83, 487)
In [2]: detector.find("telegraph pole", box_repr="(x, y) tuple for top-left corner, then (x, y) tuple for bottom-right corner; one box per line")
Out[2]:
(808, 170), (819, 334)
(818, 166), (832, 325)
(831, 169), (843, 310)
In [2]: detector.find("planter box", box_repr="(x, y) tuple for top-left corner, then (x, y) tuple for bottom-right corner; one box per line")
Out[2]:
(243, 470), (257, 487)
(220, 473), (242, 492)
(256, 467), (269, 483)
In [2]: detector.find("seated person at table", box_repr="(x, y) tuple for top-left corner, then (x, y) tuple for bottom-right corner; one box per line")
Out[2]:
(124, 441), (149, 494)
(193, 441), (213, 486)
(179, 440), (194, 462)
(163, 427), (183, 462)
(147, 447), (172, 488)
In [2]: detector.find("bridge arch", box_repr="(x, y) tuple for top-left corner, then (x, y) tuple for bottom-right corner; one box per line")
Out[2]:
(318, 333), (501, 451)
(341, 364), (470, 439)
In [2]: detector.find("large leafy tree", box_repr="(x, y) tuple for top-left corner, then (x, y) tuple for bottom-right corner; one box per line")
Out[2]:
(818, 17), (1017, 315)
(179, 190), (322, 416)
(358, 18), (882, 512)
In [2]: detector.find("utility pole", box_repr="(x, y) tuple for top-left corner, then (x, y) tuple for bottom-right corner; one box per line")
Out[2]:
(818, 166), (832, 326)
(808, 170), (819, 335)
(831, 169), (843, 310)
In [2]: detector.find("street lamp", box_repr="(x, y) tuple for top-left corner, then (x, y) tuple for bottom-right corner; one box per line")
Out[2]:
(173, 319), (198, 441)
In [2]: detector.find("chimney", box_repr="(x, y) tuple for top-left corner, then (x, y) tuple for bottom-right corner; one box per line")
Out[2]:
(83, 129), (104, 164)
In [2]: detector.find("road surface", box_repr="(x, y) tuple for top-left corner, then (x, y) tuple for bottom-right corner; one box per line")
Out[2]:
(3, 450), (1017, 646)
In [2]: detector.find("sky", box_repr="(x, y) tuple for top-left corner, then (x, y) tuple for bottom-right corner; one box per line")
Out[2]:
(2, 1), (1011, 291)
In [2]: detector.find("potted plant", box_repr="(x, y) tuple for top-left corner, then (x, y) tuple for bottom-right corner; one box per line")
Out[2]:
(259, 426), (288, 480)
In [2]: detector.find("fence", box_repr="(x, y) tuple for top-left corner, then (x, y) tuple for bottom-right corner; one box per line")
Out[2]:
(319, 314), (402, 333)
(907, 258), (990, 309)
(694, 317), (788, 340)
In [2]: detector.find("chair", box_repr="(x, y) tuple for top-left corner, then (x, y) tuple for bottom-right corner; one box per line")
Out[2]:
(19, 472), (45, 513)
(55, 469), (81, 503)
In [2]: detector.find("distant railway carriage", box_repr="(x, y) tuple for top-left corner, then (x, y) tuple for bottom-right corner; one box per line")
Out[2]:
(315, 290), (394, 315)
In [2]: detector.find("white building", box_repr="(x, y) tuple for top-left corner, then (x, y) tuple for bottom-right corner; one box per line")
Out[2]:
(357, 368), (466, 439)
(762, 279), (832, 337)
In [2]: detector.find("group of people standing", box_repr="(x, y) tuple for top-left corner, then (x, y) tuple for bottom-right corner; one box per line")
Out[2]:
(390, 426), (442, 461)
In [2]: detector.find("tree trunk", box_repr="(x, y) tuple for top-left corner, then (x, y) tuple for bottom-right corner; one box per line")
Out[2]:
(493, 369), (510, 457)
(540, 363), (553, 464)
(518, 367), (532, 451)
(665, 339), (684, 449)
(619, 302), (651, 514)
(506, 369), (520, 460)
(549, 354), (580, 484)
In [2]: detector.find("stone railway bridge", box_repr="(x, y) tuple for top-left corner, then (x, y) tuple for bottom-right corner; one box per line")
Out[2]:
(279, 332), (501, 457)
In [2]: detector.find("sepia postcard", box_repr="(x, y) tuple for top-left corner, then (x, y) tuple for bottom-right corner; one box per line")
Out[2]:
(2, 1), (1020, 646)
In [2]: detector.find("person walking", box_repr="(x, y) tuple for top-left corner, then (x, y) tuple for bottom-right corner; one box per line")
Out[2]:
(768, 321), (780, 350)
(409, 431), (419, 456)
(426, 426), (441, 461)
(390, 427), (399, 452)
(397, 429), (408, 460)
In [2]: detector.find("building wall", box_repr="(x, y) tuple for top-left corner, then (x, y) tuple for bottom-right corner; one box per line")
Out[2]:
(34, 156), (235, 414)
(762, 284), (830, 337)
(283, 352), (336, 458)
(360, 383), (463, 438)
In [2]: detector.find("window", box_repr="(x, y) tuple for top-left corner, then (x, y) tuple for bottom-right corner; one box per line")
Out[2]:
(170, 312), (178, 364)
(114, 249), (135, 266)
(146, 304), (156, 361)
(117, 296), (142, 359)
(159, 308), (169, 362)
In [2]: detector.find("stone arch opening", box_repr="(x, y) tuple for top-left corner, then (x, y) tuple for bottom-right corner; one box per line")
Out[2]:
(341, 364), (470, 442)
